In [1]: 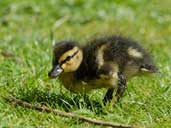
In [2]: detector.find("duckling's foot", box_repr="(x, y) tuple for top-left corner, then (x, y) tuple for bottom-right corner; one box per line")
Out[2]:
(115, 72), (127, 102)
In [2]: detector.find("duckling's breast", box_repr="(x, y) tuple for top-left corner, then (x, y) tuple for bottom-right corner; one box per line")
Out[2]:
(59, 72), (118, 93)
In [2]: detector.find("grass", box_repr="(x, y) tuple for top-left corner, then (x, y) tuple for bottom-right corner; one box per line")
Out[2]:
(0, 0), (171, 127)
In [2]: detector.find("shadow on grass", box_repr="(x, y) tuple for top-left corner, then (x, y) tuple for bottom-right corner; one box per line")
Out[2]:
(12, 87), (104, 114)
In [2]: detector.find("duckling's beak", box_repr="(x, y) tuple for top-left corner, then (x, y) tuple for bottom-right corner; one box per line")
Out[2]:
(140, 64), (160, 74)
(48, 65), (63, 78)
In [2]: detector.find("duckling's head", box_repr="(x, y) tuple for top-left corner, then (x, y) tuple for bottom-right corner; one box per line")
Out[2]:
(48, 41), (83, 78)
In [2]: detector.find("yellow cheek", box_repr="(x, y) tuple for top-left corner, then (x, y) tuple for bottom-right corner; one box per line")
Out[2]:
(76, 54), (80, 59)
(62, 62), (70, 67)
(61, 64), (66, 69)
(61, 62), (73, 72)
(66, 62), (71, 66)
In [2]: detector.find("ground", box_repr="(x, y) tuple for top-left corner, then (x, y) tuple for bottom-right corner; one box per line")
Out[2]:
(0, 0), (171, 127)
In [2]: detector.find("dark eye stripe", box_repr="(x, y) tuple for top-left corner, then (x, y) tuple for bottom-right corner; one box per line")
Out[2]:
(61, 50), (79, 64)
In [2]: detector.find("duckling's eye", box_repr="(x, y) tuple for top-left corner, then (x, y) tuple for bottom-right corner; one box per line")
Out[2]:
(60, 56), (72, 64)
(65, 56), (72, 61)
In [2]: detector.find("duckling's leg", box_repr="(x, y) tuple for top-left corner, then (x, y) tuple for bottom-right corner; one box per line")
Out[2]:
(103, 72), (127, 105)
(103, 88), (114, 105)
(115, 72), (127, 102)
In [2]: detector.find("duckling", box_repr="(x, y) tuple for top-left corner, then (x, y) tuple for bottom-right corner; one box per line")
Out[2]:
(48, 36), (158, 105)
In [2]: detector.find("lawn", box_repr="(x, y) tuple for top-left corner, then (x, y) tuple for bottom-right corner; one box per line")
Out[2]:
(0, 0), (171, 127)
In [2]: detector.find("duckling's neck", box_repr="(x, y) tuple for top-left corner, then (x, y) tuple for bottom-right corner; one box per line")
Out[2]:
(74, 47), (99, 80)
